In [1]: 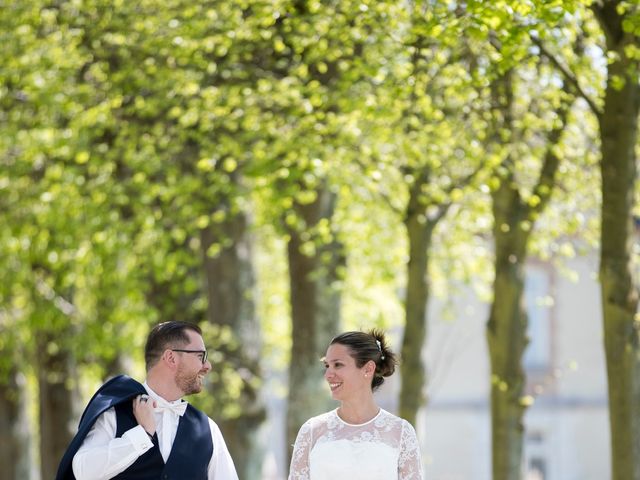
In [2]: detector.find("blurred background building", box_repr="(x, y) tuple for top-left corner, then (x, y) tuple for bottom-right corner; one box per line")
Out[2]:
(420, 255), (609, 480)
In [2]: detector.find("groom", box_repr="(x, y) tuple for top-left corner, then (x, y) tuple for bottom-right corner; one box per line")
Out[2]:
(56, 321), (238, 480)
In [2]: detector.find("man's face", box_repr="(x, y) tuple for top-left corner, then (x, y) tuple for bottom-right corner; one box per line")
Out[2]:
(174, 330), (211, 395)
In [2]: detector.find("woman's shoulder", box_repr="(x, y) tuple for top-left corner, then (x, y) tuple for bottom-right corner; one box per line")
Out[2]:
(295, 409), (338, 440)
(378, 408), (403, 422)
(302, 409), (338, 428)
(378, 409), (416, 432)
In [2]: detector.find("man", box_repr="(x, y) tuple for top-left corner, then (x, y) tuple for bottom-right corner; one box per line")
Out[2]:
(55, 321), (239, 480)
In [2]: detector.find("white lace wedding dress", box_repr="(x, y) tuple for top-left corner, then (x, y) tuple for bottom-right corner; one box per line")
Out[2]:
(289, 408), (423, 480)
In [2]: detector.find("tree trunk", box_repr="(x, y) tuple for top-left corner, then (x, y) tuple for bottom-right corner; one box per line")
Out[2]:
(0, 367), (31, 480)
(286, 184), (343, 456)
(37, 330), (75, 480)
(595, 5), (640, 478)
(485, 78), (569, 478)
(399, 176), (438, 426)
(485, 67), (528, 480)
(487, 182), (529, 480)
(201, 207), (266, 480)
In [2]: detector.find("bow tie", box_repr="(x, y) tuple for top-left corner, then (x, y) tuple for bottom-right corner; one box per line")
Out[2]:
(153, 400), (188, 417)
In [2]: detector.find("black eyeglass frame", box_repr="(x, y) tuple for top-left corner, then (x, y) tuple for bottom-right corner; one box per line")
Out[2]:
(171, 349), (208, 364)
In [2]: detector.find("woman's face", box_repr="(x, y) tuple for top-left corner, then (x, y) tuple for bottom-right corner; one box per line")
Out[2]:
(323, 343), (373, 401)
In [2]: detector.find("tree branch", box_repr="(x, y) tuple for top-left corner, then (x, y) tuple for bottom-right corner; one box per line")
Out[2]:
(34, 277), (77, 317)
(352, 155), (404, 217)
(531, 108), (571, 219)
(529, 34), (602, 119)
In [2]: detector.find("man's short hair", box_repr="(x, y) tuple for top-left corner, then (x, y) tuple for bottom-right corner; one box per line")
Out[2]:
(144, 321), (202, 370)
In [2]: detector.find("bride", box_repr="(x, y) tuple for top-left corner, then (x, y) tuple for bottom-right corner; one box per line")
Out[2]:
(288, 329), (423, 480)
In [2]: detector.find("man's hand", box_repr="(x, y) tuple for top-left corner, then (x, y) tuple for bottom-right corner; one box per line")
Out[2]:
(133, 394), (157, 436)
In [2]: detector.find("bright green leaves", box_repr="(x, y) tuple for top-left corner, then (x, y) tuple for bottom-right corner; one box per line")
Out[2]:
(0, 0), (612, 429)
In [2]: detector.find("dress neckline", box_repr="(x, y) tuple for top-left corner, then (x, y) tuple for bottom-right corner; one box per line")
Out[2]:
(334, 407), (383, 426)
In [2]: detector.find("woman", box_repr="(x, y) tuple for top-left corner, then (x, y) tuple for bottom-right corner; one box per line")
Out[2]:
(288, 329), (423, 480)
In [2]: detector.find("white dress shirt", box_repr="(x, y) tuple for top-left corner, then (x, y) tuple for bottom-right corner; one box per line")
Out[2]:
(72, 382), (239, 480)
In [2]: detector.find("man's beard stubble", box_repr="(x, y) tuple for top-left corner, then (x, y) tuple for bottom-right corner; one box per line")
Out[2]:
(176, 366), (204, 395)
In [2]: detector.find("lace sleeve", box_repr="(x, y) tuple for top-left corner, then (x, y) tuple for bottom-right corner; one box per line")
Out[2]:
(398, 420), (423, 480)
(288, 420), (313, 480)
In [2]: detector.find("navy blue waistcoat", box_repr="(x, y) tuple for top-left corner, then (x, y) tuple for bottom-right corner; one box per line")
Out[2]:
(55, 375), (213, 480)
(112, 399), (213, 480)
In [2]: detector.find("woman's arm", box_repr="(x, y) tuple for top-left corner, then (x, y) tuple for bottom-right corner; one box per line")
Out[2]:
(398, 420), (424, 480)
(288, 421), (313, 480)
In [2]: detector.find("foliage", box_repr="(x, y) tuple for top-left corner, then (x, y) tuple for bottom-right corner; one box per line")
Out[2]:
(0, 0), (617, 476)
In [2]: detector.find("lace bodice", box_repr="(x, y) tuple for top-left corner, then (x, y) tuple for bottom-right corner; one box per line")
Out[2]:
(288, 409), (423, 480)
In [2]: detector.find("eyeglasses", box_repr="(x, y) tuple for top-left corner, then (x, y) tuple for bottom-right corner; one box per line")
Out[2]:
(171, 349), (208, 365)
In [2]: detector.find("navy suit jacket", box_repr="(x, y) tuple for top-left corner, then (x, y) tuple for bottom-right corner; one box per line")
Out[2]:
(55, 375), (147, 480)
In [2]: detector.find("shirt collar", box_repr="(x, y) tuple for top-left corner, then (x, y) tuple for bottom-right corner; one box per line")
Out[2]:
(143, 381), (189, 412)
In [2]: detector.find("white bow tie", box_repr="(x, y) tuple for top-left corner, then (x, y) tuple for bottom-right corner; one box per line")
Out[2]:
(153, 400), (188, 417)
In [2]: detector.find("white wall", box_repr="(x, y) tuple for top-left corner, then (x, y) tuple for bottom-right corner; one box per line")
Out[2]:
(418, 255), (609, 480)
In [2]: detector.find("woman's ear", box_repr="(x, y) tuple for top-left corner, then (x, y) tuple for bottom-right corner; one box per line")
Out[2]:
(364, 360), (376, 377)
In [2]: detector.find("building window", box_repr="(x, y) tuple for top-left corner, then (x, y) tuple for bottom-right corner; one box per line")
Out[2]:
(523, 265), (553, 371)
(525, 457), (547, 480)
(524, 429), (548, 480)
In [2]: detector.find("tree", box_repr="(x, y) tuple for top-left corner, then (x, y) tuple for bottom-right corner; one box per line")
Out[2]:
(592, 3), (640, 478)
(530, 1), (640, 476)
(485, 68), (574, 480)
(346, 1), (488, 426)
